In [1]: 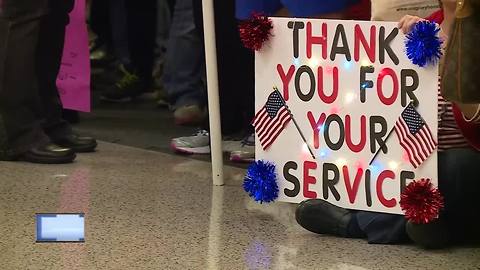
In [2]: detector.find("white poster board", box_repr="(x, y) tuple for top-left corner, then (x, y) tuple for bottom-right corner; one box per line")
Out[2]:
(255, 18), (438, 214)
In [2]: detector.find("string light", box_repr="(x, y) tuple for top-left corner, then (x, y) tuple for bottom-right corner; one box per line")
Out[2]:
(360, 82), (369, 90)
(402, 150), (410, 162)
(330, 106), (340, 114)
(355, 160), (365, 170)
(388, 161), (399, 170)
(369, 161), (383, 176)
(344, 92), (356, 104)
(318, 148), (330, 159)
(293, 57), (300, 67)
(361, 59), (371, 66)
(343, 60), (353, 70)
(308, 58), (319, 67)
(336, 158), (348, 167)
(302, 143), (309, 153)
(325, 66), (334, 74)
(317, 123), (325, 133)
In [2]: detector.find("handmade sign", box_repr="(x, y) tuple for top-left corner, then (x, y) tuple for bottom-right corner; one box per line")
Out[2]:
(255, 18), (439, 214)
(56, 0), (91, 112)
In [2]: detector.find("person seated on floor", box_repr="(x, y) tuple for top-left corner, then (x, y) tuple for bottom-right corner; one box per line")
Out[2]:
(295, 0), (480, 249)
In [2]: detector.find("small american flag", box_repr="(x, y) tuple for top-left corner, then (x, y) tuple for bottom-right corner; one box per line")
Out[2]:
(394, 104), (437, 168)
(253, 90), (292, 150)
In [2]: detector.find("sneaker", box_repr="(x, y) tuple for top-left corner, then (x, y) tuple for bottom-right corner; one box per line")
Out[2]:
(90, 43), (115, 68)
(173, 104), (207, 126)
(229, 133), (255, 163)
(100, 65), (148, 103)
(170, 130), (242, 155)
(154, 88), (170, 108)
(92, 63), (125, 88)
(171, 130), (211, 154)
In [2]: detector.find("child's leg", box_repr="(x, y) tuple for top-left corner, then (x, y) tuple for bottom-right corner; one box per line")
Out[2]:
(235, 0), (283, 20)
(281, 0), (360, 19)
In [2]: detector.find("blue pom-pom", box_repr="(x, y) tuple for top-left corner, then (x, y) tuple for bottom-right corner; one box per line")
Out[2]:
(243, 160), (279, 203)
(405, 21), (443, 67)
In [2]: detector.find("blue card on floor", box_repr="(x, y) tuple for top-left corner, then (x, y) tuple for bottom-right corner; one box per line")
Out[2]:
(36, 213), (85, 243)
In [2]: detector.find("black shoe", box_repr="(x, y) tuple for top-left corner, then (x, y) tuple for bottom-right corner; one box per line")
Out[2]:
(19, 143), (76, 164)
(52, 134), (97, 153)
(62, 109), (80, 124)
(295, 199), (352, 237)
(406, 219), (450, 249)
(99, 65), (148, 103)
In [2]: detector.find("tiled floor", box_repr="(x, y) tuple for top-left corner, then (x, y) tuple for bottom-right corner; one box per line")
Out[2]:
(1, 142), (479, 270)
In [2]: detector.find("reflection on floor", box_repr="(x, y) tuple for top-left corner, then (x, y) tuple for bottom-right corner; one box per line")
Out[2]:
(1, 142), (479, 269)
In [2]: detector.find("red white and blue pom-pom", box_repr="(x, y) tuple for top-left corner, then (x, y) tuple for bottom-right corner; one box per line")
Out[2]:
(405, 21), (443, 67)
(239, 13), (273, 51)
(400, 178), (444, 224)
(243, 160), (279, 203)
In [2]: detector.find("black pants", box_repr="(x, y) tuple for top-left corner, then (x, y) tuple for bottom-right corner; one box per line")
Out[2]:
(125, 0), (157, 82)
(353, 148), (480, 244)
(193, 0), (255, 136)
(0, 0), (74, 158)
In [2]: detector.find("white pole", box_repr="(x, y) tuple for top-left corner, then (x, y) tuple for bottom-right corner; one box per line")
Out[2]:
(202, 0), (224, 186)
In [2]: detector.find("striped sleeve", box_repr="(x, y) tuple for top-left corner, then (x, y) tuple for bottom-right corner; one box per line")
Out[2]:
(437, 77), (470, 150)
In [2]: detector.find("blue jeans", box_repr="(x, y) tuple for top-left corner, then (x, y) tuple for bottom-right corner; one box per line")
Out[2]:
(163, 0), (205, 109)
(235, 0), (360, 20)
(354, 148), (480, 244)
(155, 0), (172, 59)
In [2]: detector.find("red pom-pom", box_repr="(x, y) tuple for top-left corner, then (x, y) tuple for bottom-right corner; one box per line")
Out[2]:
(239, 13), (273, 51)
(400, 179), (444, 224)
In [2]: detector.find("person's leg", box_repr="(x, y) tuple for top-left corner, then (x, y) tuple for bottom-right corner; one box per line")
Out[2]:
(235, 0), (283, 20)
(37, 0), (74, 139)
(88, 0), (112, 62)
(281, 0), (360, 19)
(400, 148), (480, 248)
(126, 0), (157, 85)
(155, 0), (172, 59)
(152, 0), (173, 107)
(355, 211), (409, 244)
(0, 1), (50, 159)
(437, 148), (480, 243)
(296, 198), (408, 244)
(100, 0), (157, 102)
(37, 0), (97, 153)
(0, 0), (75, 163)
(109, 0), (130, 66)
(192, 0), (255, 135)
(164, 0), (206, 125)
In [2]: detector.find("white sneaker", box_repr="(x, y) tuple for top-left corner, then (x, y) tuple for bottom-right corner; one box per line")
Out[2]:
(171, 130), (211, 154)
(229, 133), (255, 163)
(170, 130), (242, 155)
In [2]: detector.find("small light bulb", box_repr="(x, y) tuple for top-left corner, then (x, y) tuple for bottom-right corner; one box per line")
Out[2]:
(302, 143), (309, 152)
(293, 57), (300, 67)
(389, 161), (399, 170)
(309, 58), (319, 67)
(343, 60), (353, 70)
(344, 92), (356, 104)
(336, 158), (347, 167)
(317, 124), (325, 132)
(361, 59), (371, 66)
